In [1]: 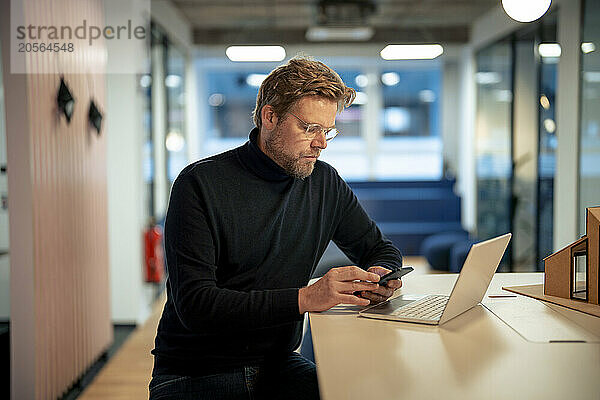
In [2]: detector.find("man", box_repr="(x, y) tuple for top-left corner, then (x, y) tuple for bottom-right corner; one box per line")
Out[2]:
(150, 57), (404, 400)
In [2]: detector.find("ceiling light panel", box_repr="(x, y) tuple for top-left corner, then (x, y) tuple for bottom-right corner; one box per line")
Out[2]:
(380, 44), (444, 60)
(226, 46), (286, 62)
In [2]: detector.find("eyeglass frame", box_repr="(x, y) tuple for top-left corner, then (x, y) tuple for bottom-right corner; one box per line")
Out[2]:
(287, 112), (340, 141)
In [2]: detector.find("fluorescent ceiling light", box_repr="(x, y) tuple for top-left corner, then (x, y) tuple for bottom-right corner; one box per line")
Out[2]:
(380, 44), (443, 60)
(226, 46), (286, 62)
(246, 74), (268, 87)
(501, 0), (551, 23)
(475, 72), (502, 85)
(381, 72), (400, 86)
(539, 43), (561, 58)
(306, 26), (374, 42)
(582, 42), (596, 54)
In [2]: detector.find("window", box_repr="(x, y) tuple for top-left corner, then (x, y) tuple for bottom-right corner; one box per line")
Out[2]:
(571, 241), (587, 301)
(335, 70), (363, 138)
(206, 70), (264, 139)
(381, 69), (440, 138)
(195, 56), (442, 181)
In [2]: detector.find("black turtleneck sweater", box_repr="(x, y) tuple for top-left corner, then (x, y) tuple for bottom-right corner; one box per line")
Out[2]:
(152, 128), (403, 376)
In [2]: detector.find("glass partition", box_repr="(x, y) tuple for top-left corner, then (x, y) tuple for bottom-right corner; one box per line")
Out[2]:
(475, 40), (514, 270)
(537, 15), (558, 270)
(165, 45), (187, 183)
(579, 0), (600, 235)
(475, 14), (559, 272)
(145, 24), (190, 218)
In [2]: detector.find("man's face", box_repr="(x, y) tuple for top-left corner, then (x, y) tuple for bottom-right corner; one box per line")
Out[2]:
(262, 96), (338, 179)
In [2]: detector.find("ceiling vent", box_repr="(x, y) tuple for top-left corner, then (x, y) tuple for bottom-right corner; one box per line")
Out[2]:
(316, 0), (376, 26)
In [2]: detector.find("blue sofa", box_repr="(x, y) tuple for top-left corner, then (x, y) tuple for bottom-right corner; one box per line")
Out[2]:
(348, 179), (464, 256)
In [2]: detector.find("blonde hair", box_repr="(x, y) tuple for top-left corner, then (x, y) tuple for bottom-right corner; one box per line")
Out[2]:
(252, 56), (356, 130)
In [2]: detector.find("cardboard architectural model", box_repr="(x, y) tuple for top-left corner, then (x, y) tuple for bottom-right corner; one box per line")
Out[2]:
(544, 206), (600, 306)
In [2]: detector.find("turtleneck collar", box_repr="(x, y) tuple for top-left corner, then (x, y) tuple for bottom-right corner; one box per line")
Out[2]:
(237, 128), (293, 182)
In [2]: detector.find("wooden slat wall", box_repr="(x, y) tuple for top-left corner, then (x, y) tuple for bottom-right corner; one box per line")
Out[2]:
(1, 0), (112, 398)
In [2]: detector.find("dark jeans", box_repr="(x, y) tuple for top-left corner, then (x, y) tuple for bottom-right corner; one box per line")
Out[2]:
(149, 352), (320, 400)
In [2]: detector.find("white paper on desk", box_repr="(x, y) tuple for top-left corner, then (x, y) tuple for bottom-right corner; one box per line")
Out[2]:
(484, 297), (600, 343)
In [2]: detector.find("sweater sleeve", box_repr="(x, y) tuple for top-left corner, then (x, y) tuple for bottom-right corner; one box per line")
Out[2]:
(331, 172), (403, 272)
(164, 171), (303, 333)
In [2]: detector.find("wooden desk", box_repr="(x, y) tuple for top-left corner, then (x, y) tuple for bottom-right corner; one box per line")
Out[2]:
(309, 273), (600, 400)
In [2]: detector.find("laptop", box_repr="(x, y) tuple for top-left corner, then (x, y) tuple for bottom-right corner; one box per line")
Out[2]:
(358, 233), (512, 325)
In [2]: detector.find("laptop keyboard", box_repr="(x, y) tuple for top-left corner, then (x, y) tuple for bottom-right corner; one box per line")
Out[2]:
(392, 295), (449, 321)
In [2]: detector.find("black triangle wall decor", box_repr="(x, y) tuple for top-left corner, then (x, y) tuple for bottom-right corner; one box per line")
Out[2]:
(88, 100), (103, 134)
(57, 77), (75, 123)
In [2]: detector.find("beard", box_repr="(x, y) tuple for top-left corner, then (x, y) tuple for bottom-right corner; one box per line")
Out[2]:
(264, 126), (318, 180)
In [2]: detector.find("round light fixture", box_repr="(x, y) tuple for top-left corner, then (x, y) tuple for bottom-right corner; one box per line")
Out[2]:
(165, 75), (182, 88)
(544, 119), (556, 134)
(208, 93), (225, 107)
(381, 72), (400, 86)
(355, 74), (368, 88)
(540, 95), (550, 110)
(166, 131), (185, 152)
(501, 0), (551, 23)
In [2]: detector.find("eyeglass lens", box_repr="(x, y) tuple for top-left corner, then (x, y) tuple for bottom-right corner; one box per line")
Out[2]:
(306, 125), (338, 140)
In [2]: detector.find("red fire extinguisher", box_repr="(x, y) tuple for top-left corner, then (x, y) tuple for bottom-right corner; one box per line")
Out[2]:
(144, 219), (165, 283)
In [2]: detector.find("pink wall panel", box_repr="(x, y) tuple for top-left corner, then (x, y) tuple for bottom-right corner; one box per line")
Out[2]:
(1, 0), (112, 398)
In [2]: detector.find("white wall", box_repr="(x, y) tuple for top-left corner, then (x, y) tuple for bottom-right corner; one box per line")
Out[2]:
(106, 73), (150, 324)
(104, 0), (194, 325)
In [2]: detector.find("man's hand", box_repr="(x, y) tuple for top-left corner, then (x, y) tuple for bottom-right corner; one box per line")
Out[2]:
(298, 266), (381, 313)
(357, 266), (403, 304)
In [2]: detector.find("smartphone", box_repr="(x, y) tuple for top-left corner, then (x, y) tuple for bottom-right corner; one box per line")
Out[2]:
(376, 266), (414, 286)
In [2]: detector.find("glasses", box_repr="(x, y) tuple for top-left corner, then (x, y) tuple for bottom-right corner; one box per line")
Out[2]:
(287, 112), (340, 141)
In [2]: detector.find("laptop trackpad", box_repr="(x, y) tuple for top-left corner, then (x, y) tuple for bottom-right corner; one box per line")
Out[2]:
(364, 295), (425, 315)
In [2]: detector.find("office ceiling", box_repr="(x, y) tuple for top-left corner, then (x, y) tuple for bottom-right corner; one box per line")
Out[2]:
(169, 0), (500, 45)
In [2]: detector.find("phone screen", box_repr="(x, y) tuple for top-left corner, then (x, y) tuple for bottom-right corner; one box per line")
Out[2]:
(377, 266), (414, 286)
